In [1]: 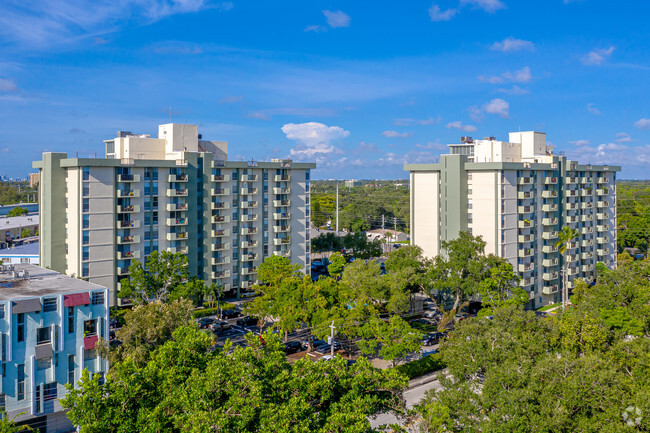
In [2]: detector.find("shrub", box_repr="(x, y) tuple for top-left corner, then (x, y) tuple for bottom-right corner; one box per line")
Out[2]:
(193, 303), (237, 319)
(395, 353), (445, 379)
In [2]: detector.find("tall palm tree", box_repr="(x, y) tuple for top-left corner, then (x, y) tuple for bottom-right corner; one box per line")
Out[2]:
(555, 226), (580, 311)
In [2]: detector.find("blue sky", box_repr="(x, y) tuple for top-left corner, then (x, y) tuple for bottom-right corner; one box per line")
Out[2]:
(1, 0), (649, 179)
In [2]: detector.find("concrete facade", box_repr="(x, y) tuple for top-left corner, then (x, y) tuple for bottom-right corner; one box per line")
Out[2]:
(34, 123), (315, 305)
(406, 131), (620, 309)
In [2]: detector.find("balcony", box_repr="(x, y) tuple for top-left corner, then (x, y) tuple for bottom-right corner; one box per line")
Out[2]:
(211, 202), (230, 210)
(212, 270), (231, 279)
(166, 217), (188, 226)
(597, 177), (610, 184)
(597, 224), (610, 232)
(542, 245), (558, 254)
(518, 234), (533, 243)
(581, 252), (593, 260)
(542, 258), (558, 267)
(542, 231), (558, 240)
(240, 188), (258, 195)
(566, 177), (578, 184)
(518, 220), (534, 229)
(211, 188), (229, 196)
(566, 202), (578, 210)
(580, 215), (592, 223)
(167, 246), (188, 254)
(117, 235), (140, 244)
(273, 199), (291, 207)
(241, 240), (258, 248)
(518, 248), (533, 258)
(241, 253), (257, 262)
(211, 256), (230, 265)
(520, 277), (534, 287)
(240, 214), (258, 222)
(117, 250), (140, 260)
(211, 243), (230, 251)
(240, 201), (258, 209)
(117, 267), (130, 276)
(543, 271), (559, 281)
(213, 215), (231, 223)
(542, 203), (558, 212)
(541, 190), (558, 199)
(542, 285), (559, 295)
(544, 176), (558, 184)
(241, 227), (258, 235)
(241, 174), (258, 182)
(273, 250), (291, 257)
(567, 190), (578, 197)
(240, 281), (253, 289)
(118, 220), (140, 229)
(117, 189), (140, 198)
(166, 232), (188, 241)
(166, 189), (188, 197)
(581, 227), (593, 235)
(274, 174), (291, 182)
(567, 254), (579, 263)
(166, 203), (188, 212)
(211, 174), (230, 182)
(273, 187), (291, 195)
(596, 189), (606, 196)
(581, 239), (594, 247)
(566, 216), (578, 223)
(597, 201), (610, 208)
(116, 205), (140, 214)
(581, 264), (593, 272)
(581, 177), (593, 184)
(568, 267), (579, 276)
(168, 174), (188, 182)
(542, 217), (558, 226)
(597, 236), (610, 244)
(518, 177), (533, 185)
(597, 248), (610, 256)
(212, 229), (229, 237)
(517, 191), (533, 200)
(118, 174), (140, 182)
(273, 238), (291, 246)
(273, 213), (291, 220)
(273, 225), (290, 233)
(596, 212), (610, 220)
(241, 267), (257, 276)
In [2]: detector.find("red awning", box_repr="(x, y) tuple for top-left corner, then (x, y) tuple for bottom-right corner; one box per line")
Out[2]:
(84, 335), (99, 350)
(64, 292), (90, 307)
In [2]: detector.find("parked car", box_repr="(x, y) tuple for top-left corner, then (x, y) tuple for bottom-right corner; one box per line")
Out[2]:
(221, 309), (241, 319)
(197, 317), (216, 329)
(209, 321), (232, 333)
(423, 332), (446, 346)
(284, 341), (303, 354)
(315, 344), (332, 354)
(301, 338), (327, 350)
(236, 316), (258, 327)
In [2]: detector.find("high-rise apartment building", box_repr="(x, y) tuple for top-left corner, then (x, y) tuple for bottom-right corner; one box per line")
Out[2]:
(34, 123), (315, 305)
(406, 131), (619, 309)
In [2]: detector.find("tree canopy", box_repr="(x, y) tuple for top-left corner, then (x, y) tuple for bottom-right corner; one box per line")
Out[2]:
(118, 250), (190, 304)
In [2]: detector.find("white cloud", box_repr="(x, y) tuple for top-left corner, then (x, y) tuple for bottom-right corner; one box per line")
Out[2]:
(491, 37), (534, 52)
(0, 78), (17, 92)
(483, 98), (509, 118)
(382, 130), (412, 138)
(323, 10), (350, 28)
(587, 103), (601, 115)
(596, 142), (627, 157)
(580, 46), (615, 66)
(569, 139), (589, 146)
(634, 118), (650, 130)
(447, 121), (478, 132)
(429, 4), (458, 21)
(460, 0), (506, 13)
(282, 122), (350, 159)
(497, 85), (529, 95)
(615, 132), (633, 143)
(479, 66), (531, 84)
(394, 117), (441, 126)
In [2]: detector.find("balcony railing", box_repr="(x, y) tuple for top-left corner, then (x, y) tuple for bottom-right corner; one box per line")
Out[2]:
(212, 270), (231, 279)
(274, 174), (291, 182)
(273, 199), (291, 207)
(241, 174), (258, 182)
(117, 190), (140, 198)
(211, 202), (229, 210)
(117, 235), (140, 244)
(166, 189), (188, 197)
(168, 174), (188, 182)
(542, 245), (558, 253)
(544, 176), (558, 184)
(542, 258), (558, 267)
(213, 215), (231, 223)
(240, 253), (257, 262)
(273, 225), (290, 233)
(240, 201), (258, 208)
(166, 232), (188, 241)
(241, 227), (258, 235)
(518, 263), (534, 272)
(117, 205), (140, 213)
(241, 267), (257, 276)
(117, 250), (140, 260)
(118, 220), (140, 229)
(240, 188), (258, 195)
(211, 256), (230, 265)
(211, 243), (230, 251)
(272, 250), (291, 257)
(273, 213), (291, 220)
(117, 174), (140, 182)
(273, 187), (291, 195)
(241, 240), (259, 248)
(240, 214), (258, 222)
(542, 231), (558, 240)
(211, 174), (230, 182)
(541, 190), (558, 199)
(542, 285), (558, 295)
(166, 218), (188, 226)
(518, 220), (534, 229)
(211, 188), (229, 196)
(272, 238), (291, 246)
(167, 246), (189, 254)
(166, 203), (188, 212)
(212, 229), (229, 237)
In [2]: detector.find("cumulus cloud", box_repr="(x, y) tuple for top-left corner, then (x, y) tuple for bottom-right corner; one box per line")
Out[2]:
(490, 37), (535, 52)
(596, 142), (627, 157)
(0, 78), (17, 92)
(323, 10), (350, 28)
(616, 132), (633, 143)
(460, 0), (506, 13)
(581, 46), (615, 66)
(483, 98), (509, 118)
(282, 122), (350, 159)
(479, 66), (531, 84)
(569, 139), (589, 147)
(447, 121), (477, 132)
(429, 4), (458, 21)
(587, 103), (601, 115)
(382, 130), (412, 138)
(634, 118), (650, 130)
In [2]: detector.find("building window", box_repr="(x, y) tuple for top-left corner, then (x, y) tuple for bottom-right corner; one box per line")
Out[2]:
(37, 326), (51, 344)
(0, 305), (4, 320)
(68, 307), (74, 334)
(82, 166), (89, 181)
(0, 394), (5, 410)
(84, 319), (97, 337)
(16, 313), (24, 342)
(82, 198), (89, 213)
(1, 334), (6, 362)
(68, 355), (75, 385)
(43, 297), (57, 313)
(37, 357), (52, 370)
(305, 170), (310, 180)
(35, 385), (41, 413)
(82, 183), (89, 196)
(84, 348), (97, 361)
(17, 364), (25, 400)
(44, 383), (57, 402)
(82, 262), (89, 277)
(82, 230), (89, 245)
(82, 246), (89, 261)
(82, 214), (90, 229)
(91, 291), (105, 305)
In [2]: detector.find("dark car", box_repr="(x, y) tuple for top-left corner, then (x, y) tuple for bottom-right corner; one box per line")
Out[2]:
(197, 317), (216, 329)
(423, 332), (445, 346)
(302, 338), (327, 350)
(221, 309), (241, 319)
(236, 316), (258, 327)
(315, 344), (332, 354)
(284, 341), (303, 354)
(209, 321), (232, 333)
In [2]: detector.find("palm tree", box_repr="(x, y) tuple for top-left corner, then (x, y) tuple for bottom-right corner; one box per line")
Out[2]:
(555, 226), (580, 311)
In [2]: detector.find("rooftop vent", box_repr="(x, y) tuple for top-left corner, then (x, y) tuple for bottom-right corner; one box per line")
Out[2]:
(460, 136), (473, 143)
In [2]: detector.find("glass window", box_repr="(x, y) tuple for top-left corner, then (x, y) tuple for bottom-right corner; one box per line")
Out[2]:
(84, 319), (97, 336)
(16, 313), (24, 342)
(68, 354), (75, 384)
(82, 230), (89, 245)
(91, 292), (104, 305)
(82, 183), (89, 196)
(37, 358), (51, 370)
(82, 262), (89, 277)
(82, 214), (89, 228)
(0, 305), (4, 320)
(37, 326), (51, 344)
(44, 383), (57, 401)
(82, 166), (89, 181)
(67, 307), (74, 334)
(82, 246), (89, 261)
(82, 198), (89, 213)
(17, 364), (25, 400)
(43, 298), (57, 312)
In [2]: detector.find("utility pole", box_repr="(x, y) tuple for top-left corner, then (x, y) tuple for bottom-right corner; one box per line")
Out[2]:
(336, 182), (339, 233)
(329, 321), (336, 357)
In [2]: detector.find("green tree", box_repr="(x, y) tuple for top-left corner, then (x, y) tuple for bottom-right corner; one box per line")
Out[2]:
(357, 315), (422, 367)
(556, 226), (580, 311)
(6, 206), (28, 217)
(477, 259), (526, 312)
(118, 250), (189, 304)
(327, 252), (346, 278)
(0, 409), (32, 432)
(20, 228), (32, 238)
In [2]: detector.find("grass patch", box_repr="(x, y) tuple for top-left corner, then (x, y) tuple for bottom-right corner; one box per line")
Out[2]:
(537, 303), (561, 312)
(410, 321), (438, 333)
(395, 353), (446, 379)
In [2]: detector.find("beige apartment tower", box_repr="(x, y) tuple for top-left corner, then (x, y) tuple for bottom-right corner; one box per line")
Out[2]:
(406, 131), (619, 309)
(34, 123), (315, 305)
